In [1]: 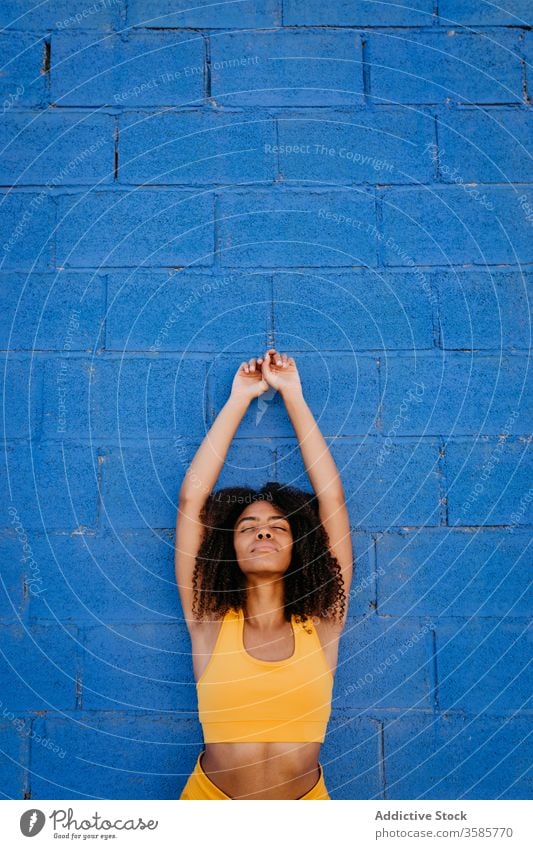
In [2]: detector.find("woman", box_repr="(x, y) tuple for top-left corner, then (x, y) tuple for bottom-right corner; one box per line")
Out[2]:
(176, 349), (353, 799)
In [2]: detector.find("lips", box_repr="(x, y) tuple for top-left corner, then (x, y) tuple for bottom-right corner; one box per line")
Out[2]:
(252, 543), (277, 553)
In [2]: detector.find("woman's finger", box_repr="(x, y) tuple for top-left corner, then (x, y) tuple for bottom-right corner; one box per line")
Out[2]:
(281, 353), (288, 368)
(249, 358), (257, 372)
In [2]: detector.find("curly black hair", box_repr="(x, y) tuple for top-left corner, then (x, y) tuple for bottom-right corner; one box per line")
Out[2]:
(191, 481), (347, 626)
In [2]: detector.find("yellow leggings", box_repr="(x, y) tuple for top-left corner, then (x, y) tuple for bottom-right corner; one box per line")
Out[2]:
(180, 751), (330, 800)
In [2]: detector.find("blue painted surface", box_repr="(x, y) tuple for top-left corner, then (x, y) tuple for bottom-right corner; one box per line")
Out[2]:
(0, 1), (531, 801)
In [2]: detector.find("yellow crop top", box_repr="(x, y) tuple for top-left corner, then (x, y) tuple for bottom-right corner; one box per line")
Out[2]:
(196, 607), (334, 743)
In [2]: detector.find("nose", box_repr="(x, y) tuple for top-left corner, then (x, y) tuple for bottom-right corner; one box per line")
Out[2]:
(256, 527), (272, 540)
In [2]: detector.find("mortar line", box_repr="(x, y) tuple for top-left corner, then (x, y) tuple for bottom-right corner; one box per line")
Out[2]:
(376, 355), (383, 431)
(274, 118), (281, 180)
(437, 438), (448, 526)
(372, 532), (379, 613)
(204, 35), (212, 100)
(361, 36), (370, 104)
(433, 113), (442, 181)
(23, 718), (32, 799)
(113, 119), (119, 182)
(76, 626), (83, 710)
(268, 276), (275, 348)
(430, 626), (440, 713)
(102, 273), (109, 351)
(374, 189), (384, 266)
(379, 720), (388, 799)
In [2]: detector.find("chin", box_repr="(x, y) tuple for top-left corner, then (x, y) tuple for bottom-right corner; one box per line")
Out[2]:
(240, 558), (287, 573)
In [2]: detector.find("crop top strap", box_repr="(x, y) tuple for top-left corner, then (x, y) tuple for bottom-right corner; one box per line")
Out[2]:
(292, 613), (327, 657)
(211, 607), (242, 657)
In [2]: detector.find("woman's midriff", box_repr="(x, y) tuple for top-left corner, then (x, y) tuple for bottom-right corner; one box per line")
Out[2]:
(201, 741), (323, 800)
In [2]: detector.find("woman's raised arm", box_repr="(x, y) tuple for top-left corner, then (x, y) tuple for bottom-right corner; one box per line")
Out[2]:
(176, 355), (271, 626)
(260, 349), (354, 610)
(260, 348), (344, 501)
(179, 355), (270, 503)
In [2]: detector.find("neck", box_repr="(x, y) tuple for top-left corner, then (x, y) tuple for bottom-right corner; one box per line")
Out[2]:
(243, 578), (287, 629)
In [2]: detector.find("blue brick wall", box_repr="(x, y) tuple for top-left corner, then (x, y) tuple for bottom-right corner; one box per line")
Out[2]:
(0, 0), (531, 801)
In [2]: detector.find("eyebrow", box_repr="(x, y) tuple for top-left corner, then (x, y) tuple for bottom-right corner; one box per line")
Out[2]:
(235, 514), (289, 527)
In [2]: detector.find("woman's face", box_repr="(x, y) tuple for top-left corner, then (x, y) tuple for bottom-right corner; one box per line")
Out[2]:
(233, 500), (293, 575)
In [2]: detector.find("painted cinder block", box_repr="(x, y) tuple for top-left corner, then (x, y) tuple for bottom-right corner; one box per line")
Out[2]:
(433, 270), (533, 350)
(0, 535), (26, 623)
(377, 529), (533, 617)
(27, 529), (178, 624)
(80, 622), (196, 710)
(284, 0), (434, 26)
(106, 271), (271, 353)
(0, 356), (41, 438)
(41, 356), (207, 439)
(119, 110), (276, 185)
(276, 109), (435, 184)
(0, 720), (29, 799)
(0, 1), (120, 30)
(273, 271), (436, 350)
(275, 438), (442, 528)
(366, 31), (523, 105)
(99, 441), (276, 529)
(341, 531), (374, 618)
(334, 615), (433, 708)
(201, 443), (277, 493)
(128, 0), (281, 28)
(0, 33), (47, 107)
(0, 273), (106, 352)
(0, 442), (100, 531)
(0, 623), (78, 711)
(0, 112), (115, 186)
(99, 442), (190, 530)
(381, 186), (533, 265)
(447, 438), (533, 526)
(436, 109), (533, 184)
(51, 31), (205, 107)
(436, 618), (532, 711)
(384, 713), (533, 799)
(209, 352), (379, 437)
(439, 0), (533, 26)
(379, 352), (532, 436)
(0, 191), (55, 270)
(322, 715), (381, 800)
(56, 190), (214, 267)
(31, 714), (202, 799)
(218, 189), (378, 267)
(210, 30), (364, 107)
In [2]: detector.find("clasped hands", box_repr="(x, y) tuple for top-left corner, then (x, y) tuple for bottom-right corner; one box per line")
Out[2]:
(231, 348), (303, 402)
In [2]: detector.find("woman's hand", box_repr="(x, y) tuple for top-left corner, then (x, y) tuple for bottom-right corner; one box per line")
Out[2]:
(230, 356), (270, 402)
(261, 349), (303, 397)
